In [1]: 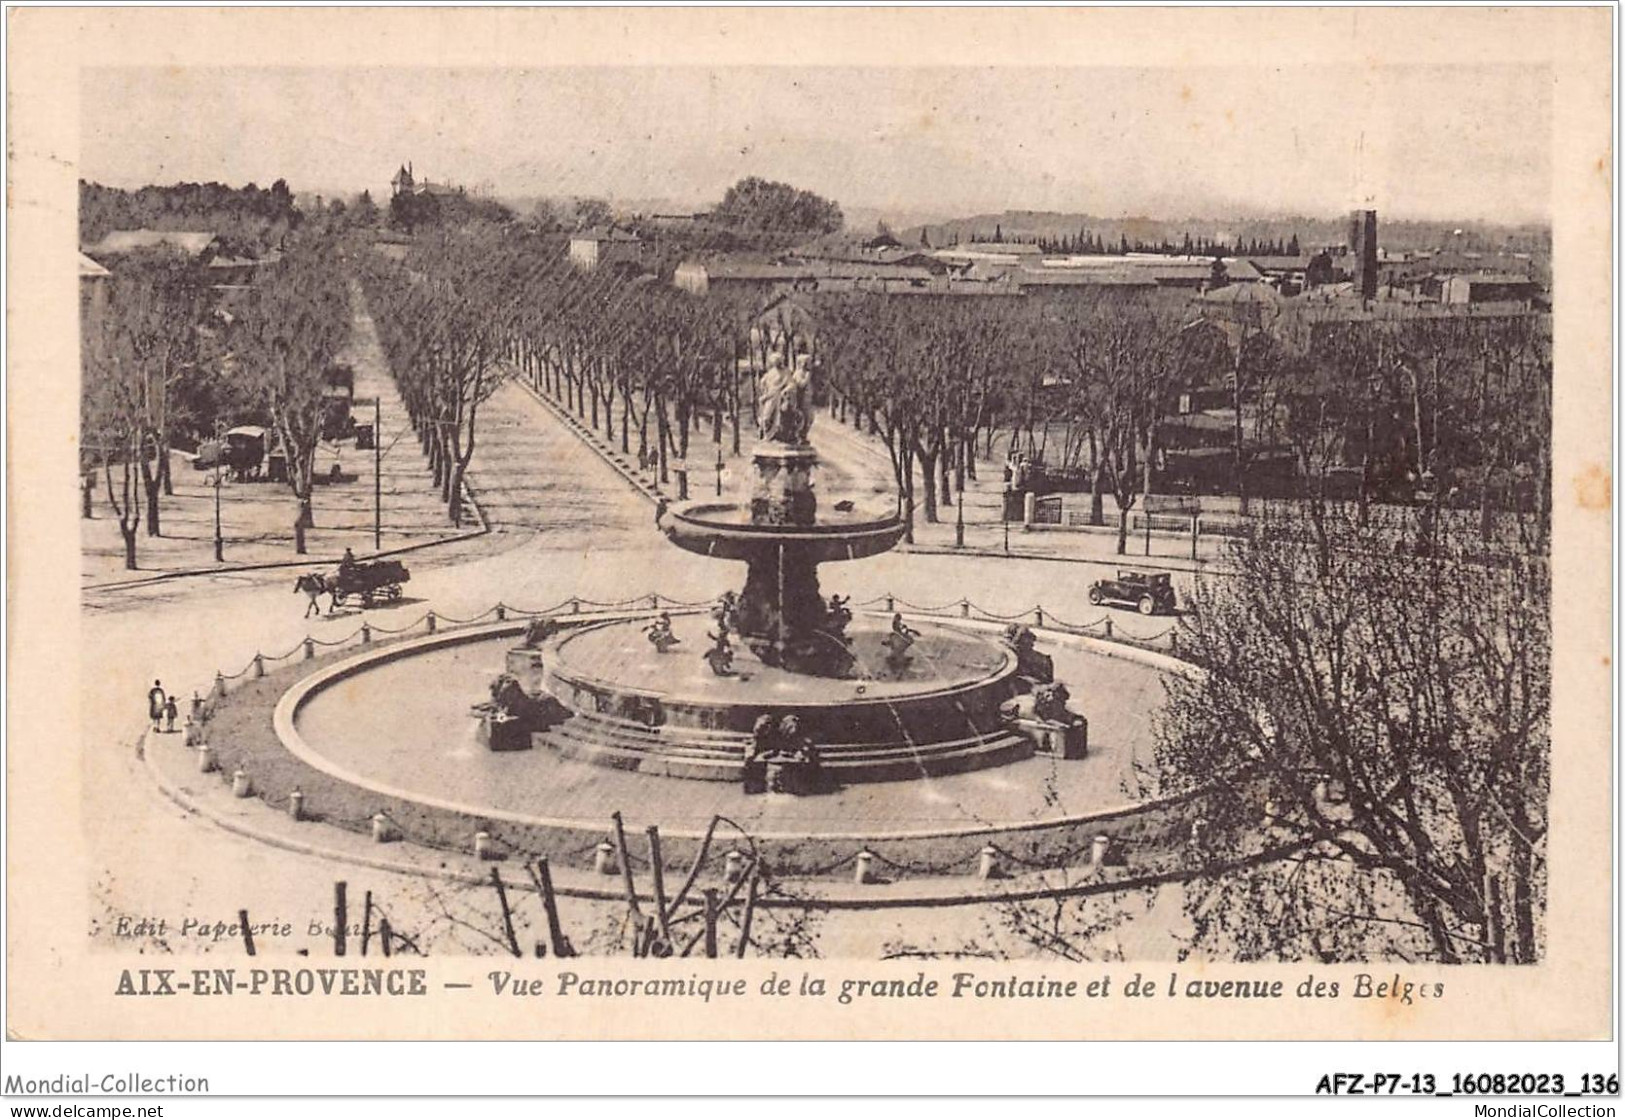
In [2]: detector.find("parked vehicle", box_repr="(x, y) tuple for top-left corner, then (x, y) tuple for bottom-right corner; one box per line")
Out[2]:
(322, 364), (356, 441)
(193, 426), (268, 481)
(1088, 570), (1177, 616)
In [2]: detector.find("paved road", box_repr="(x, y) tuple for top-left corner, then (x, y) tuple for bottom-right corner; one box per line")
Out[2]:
(83, 358), (1195, 961)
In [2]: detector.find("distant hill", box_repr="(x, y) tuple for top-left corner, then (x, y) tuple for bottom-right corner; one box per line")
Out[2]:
(906, 210), (1551, 256)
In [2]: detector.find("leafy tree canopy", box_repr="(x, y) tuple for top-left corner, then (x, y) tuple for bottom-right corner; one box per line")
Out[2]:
(709, 177), (843, 237)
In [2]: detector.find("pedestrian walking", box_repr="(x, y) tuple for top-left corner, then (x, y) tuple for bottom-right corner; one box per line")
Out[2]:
(147, 680), (167, 732)
(163, 695), (179, 734)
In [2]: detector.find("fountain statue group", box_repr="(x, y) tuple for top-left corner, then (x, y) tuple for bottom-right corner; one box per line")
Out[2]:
(755, 351), (815, 445)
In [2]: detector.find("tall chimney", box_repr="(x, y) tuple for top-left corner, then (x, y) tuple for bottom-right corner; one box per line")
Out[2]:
(1348, 209), (1378, 302)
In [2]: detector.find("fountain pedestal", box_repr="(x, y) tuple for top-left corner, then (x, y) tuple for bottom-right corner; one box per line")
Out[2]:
(734, 444), (838, 672)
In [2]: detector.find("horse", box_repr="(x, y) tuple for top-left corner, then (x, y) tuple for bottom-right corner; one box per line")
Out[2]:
(294, 572), (332, 618)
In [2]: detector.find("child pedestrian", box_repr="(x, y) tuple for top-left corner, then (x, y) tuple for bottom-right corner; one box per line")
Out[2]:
(164, 695), (179, 733)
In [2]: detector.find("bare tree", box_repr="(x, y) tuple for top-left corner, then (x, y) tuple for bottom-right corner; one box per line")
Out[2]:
(1153, 502), (1548, 963)
(234, 241), (350, 553)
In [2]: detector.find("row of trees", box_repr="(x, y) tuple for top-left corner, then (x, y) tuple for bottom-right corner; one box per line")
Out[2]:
(355, 218), (1552, 560)
(360, 231), (516, 525)
(82, 238), (351, 567)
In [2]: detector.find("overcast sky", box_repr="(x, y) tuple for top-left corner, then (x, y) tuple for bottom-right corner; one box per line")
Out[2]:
(80, 65), (1552, 224)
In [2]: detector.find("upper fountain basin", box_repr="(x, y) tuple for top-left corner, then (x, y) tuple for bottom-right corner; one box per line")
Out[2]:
(660, 499), (907, 563)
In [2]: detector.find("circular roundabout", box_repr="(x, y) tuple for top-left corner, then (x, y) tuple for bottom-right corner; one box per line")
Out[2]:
(194, 609), (1221, 882)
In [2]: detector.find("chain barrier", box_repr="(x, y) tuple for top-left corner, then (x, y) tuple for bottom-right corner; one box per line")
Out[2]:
(501, 598), (577, 617)
(215, 591), (1183, 686)
(965, 604), (1042, 623)
(987, 838), (1101, 871)
(889, 597), (965, 614)
(367, 614), (432, 635)
(435, 606), (502, 626)
(1033, 610), (1108, 634)
(794, 849), (863, 877)
(866, 847), (985, 877)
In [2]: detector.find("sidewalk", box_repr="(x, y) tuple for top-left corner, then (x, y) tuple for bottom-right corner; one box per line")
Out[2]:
(82, 285), (479, 592)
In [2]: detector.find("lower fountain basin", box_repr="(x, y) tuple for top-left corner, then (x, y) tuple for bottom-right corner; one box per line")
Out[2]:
(536, 614), (1030, 782)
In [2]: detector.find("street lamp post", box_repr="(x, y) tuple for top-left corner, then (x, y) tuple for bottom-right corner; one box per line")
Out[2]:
(954, 481), (965, 548)
(715, 444), (724, 496)
(212, 421), (224, 563)
(374, 396), (382, 552)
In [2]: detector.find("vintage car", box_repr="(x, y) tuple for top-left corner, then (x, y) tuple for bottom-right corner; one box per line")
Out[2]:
(1087, 569), (1177, 615)
(321, 364), (356, 441)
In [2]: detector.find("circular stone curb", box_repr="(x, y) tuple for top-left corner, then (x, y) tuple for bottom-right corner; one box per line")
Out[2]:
(191, 606), (1226, 880)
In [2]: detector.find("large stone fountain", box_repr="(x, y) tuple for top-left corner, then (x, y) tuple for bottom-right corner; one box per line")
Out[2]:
(478, 350), (1085, 783)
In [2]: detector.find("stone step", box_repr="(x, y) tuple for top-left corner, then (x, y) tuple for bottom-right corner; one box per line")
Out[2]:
(556, 707), (1013, 758)
(534, 716), (1032, 783)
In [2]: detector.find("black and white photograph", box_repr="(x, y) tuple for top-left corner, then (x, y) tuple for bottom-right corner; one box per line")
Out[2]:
(5, 5), (1614, 1069)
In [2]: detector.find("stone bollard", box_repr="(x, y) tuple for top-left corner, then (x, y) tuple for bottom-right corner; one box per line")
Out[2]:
(977, 846), (999, 881)
(853, 850), (875, 885)
(373, 813), (396, 843)
(594, 841), (617, 876)
(183, 715), (200, 746)
(231, 769), (252, 798)
(426, 612), (437, 634)
(885, 594), (895, 612)
(649, 593), (660, 610)
(196, 743), (216, 774)
(190, 691), (205, 721)
(474, 831), (493, 860)
(570, 598), (581, 614)
(1090, 834), (1111, 867)
(495, 604), (506, 621)
(289, 789), (305, 821)
(360, 622), (372, 644)
(1022, 491), (1036, 526)
(252, 654), (265, 679)
(1169, 631), (1180, 655)
(724, 849), (746, 883)
(960, 600), (971, 618)
(214, 671), (227, 698)
(1103, 618), (1114, 640)
(303, 637), (315, 660)
(1034, 607), (1045, 627)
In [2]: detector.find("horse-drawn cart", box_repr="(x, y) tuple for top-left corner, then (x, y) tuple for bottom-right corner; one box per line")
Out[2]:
(331, 559), (409, 608)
